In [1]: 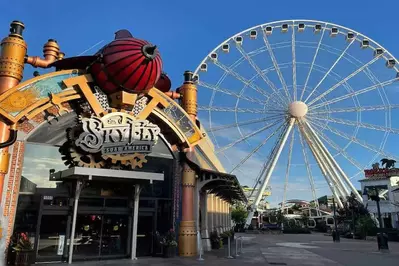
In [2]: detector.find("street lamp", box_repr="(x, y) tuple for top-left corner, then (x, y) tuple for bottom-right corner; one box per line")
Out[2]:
(363, 186), (389, 251)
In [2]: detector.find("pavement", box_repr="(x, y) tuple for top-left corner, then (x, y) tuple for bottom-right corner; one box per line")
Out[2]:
(36, 233), (399, 266)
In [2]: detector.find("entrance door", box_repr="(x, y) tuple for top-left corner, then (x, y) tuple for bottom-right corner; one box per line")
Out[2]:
(36, 214), (69, 261)
(72, 214), (129, 260)
(136, 212), (154, 256)
(100, 215), (129, 256)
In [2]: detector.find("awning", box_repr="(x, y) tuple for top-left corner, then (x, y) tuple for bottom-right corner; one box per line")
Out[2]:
(197, 168), (247, 203)
(49, 167), (164, 184)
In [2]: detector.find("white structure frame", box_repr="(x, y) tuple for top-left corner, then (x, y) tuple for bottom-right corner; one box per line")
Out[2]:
(192, 20), (399, 226)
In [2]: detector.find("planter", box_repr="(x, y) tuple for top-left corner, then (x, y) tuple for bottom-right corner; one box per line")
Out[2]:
(211, 240), (221, 250)
(15, 250), (34, 266)
(163, 246), (176, 258)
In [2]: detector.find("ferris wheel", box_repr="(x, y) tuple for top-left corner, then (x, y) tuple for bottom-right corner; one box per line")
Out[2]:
(193, 19), (399, 221)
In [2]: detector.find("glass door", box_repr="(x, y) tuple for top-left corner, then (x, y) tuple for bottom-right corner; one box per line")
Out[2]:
(37, 215), (68, 259)
(136, 212), (154, 256)
(73, 215), (102, 258)
(100, 215), (129, 256)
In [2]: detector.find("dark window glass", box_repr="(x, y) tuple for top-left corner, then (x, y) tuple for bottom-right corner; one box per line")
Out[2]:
(105, 199), (128, 208)
(79, 198), (104, 207)
(43, 196), (69, 207)
(139, 200), (155, 208)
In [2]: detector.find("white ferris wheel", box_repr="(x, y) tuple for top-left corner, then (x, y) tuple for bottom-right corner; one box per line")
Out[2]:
(193, 19), (399, 219)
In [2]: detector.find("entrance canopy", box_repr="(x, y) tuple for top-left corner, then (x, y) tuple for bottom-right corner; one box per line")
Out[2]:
(49, 167), (164, 183)
(198, 168), (247, 203)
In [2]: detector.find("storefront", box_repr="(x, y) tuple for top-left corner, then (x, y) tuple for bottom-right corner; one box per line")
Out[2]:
(0, 21), (246, 264)
(12, 134), (175, 263)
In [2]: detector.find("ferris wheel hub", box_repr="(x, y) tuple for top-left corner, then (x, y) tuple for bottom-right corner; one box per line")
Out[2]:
(288, 101), (308, 118)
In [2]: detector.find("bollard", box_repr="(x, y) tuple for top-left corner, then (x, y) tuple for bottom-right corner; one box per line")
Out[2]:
(377, 232), (389, 252)
(226, 236), (233, 259)
(235, 237), (239, 257)
(240, 237), (243, 253)
(197, 231), (204, 261)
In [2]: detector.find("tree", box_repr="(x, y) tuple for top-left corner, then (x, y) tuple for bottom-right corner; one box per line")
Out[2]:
(231, 205), (248, 225)
(336, 194), (370, 232)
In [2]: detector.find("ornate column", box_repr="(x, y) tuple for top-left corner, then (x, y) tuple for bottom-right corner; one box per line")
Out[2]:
(0, 21), (27, 205)
(178, 71), (197, 257)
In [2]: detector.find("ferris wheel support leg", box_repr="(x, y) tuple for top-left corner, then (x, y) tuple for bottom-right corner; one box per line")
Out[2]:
(299, 122), (344, 208)
(304, 122), (350, 199)
(245, 118), (295, 226)
(305, 121), (362, 202)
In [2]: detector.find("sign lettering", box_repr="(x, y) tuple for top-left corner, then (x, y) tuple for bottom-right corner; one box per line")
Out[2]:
(75, 112), (160, 155)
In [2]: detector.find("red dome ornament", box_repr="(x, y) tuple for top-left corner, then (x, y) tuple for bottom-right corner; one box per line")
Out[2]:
(155, 72), (172, 92)
(89, 30), (163, 94)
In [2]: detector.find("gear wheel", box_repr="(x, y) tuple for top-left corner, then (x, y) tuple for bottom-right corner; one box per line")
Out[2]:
(69, 146), (106, 168)
(125, 153), (148, 169)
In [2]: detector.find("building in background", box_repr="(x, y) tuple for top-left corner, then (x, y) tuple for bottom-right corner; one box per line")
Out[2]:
(360, 165), (399, 229)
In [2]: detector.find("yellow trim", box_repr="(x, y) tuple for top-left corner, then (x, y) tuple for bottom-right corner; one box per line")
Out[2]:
(0, 69), (80, 102)
(62, 74), (104, 116)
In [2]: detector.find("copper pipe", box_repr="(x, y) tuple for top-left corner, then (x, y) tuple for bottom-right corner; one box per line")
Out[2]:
(0, 21), (27, 205)
(164, 91), (182, 99)
(25, 39), (61, 68)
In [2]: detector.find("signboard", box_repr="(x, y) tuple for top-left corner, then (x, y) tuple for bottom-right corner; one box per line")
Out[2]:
(364, 168), (399, 178)
(57, 235), (65, 255)
(75, 112), (160, 155)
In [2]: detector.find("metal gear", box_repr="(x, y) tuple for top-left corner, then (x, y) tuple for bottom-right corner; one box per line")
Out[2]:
(69, 146), (106, 168)
(125, 153), (148, 169)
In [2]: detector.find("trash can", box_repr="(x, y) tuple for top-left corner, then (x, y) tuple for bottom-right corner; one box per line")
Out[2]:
(377, 233), (389, 250)
(332, 230), (340, 242)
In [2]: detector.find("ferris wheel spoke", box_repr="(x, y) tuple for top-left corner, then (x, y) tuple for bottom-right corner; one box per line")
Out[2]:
(304, 120), (363, 201)
(309, 104), (399, 115)
(304, 39), (355, 103)
(245, 118), (295, 225)
(300, 26), (327, 101)
(308, 55), (384, 106)
(261, 27), (292, 101)
(211, 60), (286, 108)
(208, 115), (283, 133)
(198, 80), (268, 105)
(216, 119), (283, 154)
(198, 105), (286, 115)
(298, 131), (320, 211)
(310, 115), (399, 134)
(302, 120), (350, 198)
(298, 121), (344, 208)
(313, 121), (399, 161)
(310, 77), (399, 110)
(307, 119), (363, 170)
(229, 121), (286, 174)
(282, 124), (295, 213)
(291, 22), (298, 101)
(234, 44), (288, 106)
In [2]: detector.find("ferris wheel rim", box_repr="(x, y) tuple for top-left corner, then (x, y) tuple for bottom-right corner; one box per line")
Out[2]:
(193, 19), (399, 76)
(193, 19), (399, 209)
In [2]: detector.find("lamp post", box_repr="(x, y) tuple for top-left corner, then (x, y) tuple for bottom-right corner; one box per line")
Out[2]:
(363, 186), (389, 251)
(332, 197), (340, 242)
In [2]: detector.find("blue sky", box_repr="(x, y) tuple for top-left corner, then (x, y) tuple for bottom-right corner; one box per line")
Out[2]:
(4, 0), (399, 207)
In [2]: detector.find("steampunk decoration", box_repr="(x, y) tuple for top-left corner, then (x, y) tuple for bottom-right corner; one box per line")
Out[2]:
(59, 29), (165, 169)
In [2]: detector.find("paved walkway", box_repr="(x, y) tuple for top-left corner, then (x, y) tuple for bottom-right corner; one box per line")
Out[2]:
(36, 233), (399, 266)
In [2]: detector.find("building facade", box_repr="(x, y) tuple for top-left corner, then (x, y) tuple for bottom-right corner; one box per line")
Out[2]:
(360, 167), (399, 229)
(0, 21), (245, 264)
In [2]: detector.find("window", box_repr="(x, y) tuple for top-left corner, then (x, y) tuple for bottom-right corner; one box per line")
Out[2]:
(22, 144), (67, 189)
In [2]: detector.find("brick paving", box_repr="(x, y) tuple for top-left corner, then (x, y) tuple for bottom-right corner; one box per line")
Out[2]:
(36, 233), (399, 266)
